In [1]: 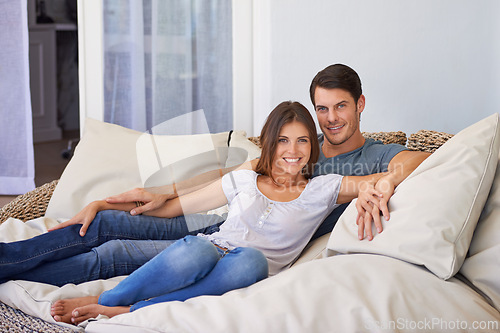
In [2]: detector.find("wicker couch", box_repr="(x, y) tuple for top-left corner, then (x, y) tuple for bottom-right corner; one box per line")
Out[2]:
(3, 120), (500, 333)
(0, 129), (454, 332)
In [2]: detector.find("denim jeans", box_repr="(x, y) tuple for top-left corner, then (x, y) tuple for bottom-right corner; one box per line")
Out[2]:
(0, 210), (224, 286)
(98, 236), (269, 311)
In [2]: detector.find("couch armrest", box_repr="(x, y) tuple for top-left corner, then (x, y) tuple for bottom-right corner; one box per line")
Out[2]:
(0, 180), (59, 224)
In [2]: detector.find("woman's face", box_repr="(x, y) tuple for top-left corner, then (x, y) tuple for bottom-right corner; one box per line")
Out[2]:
(273, 121), (311, 176)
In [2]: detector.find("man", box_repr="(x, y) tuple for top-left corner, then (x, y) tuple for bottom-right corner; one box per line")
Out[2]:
(308, 64), (429, 240)
(0, 64), (429, 288)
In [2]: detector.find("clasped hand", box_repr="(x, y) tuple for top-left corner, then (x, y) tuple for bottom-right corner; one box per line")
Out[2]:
(355, 176), (395, 241)
(106, 187), (175, 216)
(48, 188), (175, 237)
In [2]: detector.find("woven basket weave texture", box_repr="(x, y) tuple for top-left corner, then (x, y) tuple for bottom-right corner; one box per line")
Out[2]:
(0, 180), (58, 224)
(407, 130), (454, 153)
(0, 301), (74, 333)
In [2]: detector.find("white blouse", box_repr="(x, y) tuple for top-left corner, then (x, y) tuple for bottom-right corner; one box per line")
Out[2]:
(199, 169), (343, 276)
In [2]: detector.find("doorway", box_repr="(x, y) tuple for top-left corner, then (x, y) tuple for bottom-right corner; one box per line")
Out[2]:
(28, 0), (79, 186)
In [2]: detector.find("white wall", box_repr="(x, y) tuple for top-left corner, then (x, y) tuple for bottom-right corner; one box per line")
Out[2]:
(78, 1), (500, 136)
(247, 0), (500, 135)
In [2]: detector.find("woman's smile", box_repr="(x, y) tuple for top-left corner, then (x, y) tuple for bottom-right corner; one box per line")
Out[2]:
(283, 157), (301, 163)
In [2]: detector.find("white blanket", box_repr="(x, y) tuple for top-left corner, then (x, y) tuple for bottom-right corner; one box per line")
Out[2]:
(0, 216), (60, 242)
(1, 218), (499, 332)
(0, 217), (125, 331)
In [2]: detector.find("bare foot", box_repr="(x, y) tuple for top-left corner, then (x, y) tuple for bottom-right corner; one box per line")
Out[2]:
(51, 296), (99, 324)
(72, 304), (131, 325)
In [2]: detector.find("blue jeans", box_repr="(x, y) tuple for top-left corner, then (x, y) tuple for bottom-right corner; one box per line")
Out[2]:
(98, 236), (268, 311)
(0, 210), (224, 286)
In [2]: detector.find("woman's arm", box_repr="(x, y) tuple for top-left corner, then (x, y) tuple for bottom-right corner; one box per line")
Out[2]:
(336, 174), (384, 205)
(48, 200), (138, 236)
(337, 173), (393, 241)
(143, 177), (229, 218)
(105, 159), (257, 215)
(49, 171), (233, 236)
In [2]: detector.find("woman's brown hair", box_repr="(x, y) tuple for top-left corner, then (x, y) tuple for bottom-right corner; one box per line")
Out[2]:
(255, 101), (319, 179)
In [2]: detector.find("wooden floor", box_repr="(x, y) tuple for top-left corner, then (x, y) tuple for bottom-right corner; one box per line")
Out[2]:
(0, 134), (77, 208)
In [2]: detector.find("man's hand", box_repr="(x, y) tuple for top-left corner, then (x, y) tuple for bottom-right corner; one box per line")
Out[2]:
(105, 188), (176, 216)
(355, 175), (395, 241)
(354, 150), (429, 241)
(48, 200), (104, 236)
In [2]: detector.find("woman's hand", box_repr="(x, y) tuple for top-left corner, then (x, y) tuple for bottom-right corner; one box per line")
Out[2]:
(48, 200), (104, 236)
(105, 188), (176, 216)
(355, 175), (395, 241)
(355, 184), (383, 241)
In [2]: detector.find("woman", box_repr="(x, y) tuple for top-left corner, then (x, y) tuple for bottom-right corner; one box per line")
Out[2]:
(51, 101), (385, 324)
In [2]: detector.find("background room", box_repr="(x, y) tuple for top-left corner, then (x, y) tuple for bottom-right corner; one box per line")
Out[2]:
(1, 0), (499, 205)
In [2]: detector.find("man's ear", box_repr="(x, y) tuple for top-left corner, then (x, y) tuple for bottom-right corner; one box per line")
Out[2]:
(357, 95), (366, 114)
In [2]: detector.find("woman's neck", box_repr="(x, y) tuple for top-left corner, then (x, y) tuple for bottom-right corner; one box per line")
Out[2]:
(257, 170), (309, 202)
(269, 170), (307, 188)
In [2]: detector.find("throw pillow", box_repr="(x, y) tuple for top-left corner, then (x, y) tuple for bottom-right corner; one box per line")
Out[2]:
(460, 150), (500, 311)
(45, 118), (258, 219)
(327, 113), (500, 279)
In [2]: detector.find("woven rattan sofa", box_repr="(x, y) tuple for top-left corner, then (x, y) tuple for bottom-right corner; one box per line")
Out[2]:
(1, 118), (500, 333)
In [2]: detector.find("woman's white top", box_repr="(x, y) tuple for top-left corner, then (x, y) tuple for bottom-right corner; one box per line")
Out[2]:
(199, 169), (343, 276)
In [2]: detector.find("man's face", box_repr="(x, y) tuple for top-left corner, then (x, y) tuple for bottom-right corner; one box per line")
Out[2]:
(314, 87), (364, 147)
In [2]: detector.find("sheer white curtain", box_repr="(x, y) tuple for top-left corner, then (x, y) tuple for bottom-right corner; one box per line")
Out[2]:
(0, 0), (35, 195)
(102, 0), (232, 134)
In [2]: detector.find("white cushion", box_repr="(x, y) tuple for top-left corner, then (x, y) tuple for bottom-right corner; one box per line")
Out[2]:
(460, 151), (500, 311)
(45, 118), (260, 220)
(327, 113), (500, 279)
(83, 255), (499, 332)
(227, 131), (262, 168)
(3, 255), (498, 332)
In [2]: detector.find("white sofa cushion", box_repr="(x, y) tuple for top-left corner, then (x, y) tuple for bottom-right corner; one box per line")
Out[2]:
(327, 113), (500, 279)
(83, 254), (499, 332)
(45, 118), (259, 220)
(460, 151), (500, 311)
(2, 255), (499, 332)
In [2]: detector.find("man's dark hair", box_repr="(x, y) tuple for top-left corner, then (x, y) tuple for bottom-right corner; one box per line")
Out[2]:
(309, 64), (363, 106)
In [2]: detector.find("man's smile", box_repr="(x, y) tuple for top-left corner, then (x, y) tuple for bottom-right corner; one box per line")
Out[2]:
(326, 124), (344, 131)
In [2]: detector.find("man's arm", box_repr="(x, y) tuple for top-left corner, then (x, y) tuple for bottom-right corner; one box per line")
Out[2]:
(365, 150), (431, 219)
(337, 173), (386, 204)
(386, 150), (431, 185)
(341, 150), (430, 216)
(355, 150), (431, 240)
